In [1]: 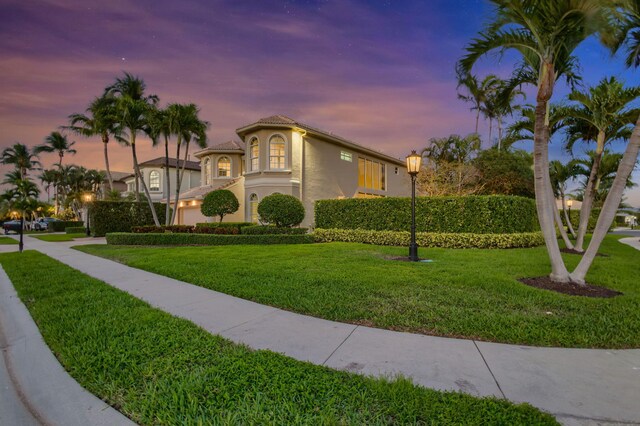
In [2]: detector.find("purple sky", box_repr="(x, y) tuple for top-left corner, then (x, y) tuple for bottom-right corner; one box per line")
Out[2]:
(1, 0), (639, 205)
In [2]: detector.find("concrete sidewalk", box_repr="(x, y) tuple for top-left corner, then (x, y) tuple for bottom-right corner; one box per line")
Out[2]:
(10, 235), (640, 425)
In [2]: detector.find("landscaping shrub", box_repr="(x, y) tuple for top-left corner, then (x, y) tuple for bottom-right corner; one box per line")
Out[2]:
(315, 196), (538, 234)
(65, 226), (85, 234)
(313, 228), (544, 249)
(195, 222), (252, 233)
(258, 194), (305, 227)
(200, 189), (239, 223)
(242, 225), (308, 235)
(89, 201), (167, 237)
(49, 220), (83, 232)
(106, 232), (315, 246)
(131, 225), (240, 235)
(196, 221), (253, 228)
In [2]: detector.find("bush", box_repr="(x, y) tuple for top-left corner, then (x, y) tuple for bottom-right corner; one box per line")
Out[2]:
(315, 196), (538, 234)
(49, 220), (83, 232)
(242, 225), (308, 235)
(201, 190), (239, 223)
(89, 201), (167, 237)
(195, 222), (253, 233)
(313, 228), (544, 249)
(131, 225), (241, 235)
(65, 227), (86, 234)
(258, 194), (305, 227)
(106, 233), (315, 246)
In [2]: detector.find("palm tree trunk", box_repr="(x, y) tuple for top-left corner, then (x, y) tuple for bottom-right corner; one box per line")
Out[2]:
(574, 132), (605, 252)
(131, 136), (160, 226)
(102, 134), (114, 192)
(475, 108), (480, 134)
(570, 116), (640, 284)
(171, 139), (190, 225)
(534, 62), (570, 282)
(488, 119), (492, 148)
(170, 139), (182, 226)
(497, 116), (503, 150)
(553, 196), (574, 250)
(164, 134), (171, 226)
(560, 192), (576, 238)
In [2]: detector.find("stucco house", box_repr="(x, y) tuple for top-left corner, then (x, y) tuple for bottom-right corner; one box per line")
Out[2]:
(174, 115), (410, 226)
(123, 157), (201, 202)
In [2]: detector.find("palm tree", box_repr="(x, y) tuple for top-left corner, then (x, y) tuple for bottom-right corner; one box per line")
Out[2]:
(574, 151), (635, 206)
(36, 131), (77, 167)
(106, 72), (161, 226)
(39, 168), (60, 203)
(560, 77), (640, 251)
(458, 0), (618, 284)
(1, 143), (41, 179)
(549, 159), (580, 239)
(166, 103), (209, 225)
(145, 105), (173, 225)
(457, 73), (499, 135)
(67, 95), (120, 191)
(2, 175), (40, 252)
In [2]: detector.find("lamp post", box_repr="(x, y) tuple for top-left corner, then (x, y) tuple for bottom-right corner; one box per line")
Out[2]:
(406, 150), (422, 261)
(83, 193), (94, 236)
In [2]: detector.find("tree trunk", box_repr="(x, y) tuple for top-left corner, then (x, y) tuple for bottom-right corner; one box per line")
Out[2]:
(554, 200), (574, 250)
(170, 139), (183, 226)
(475, 108), (480, 134)
(497, 116), (503, 150)
(164, 134), (171, 226)
(131, 135), (160, 226)
(488, 119), (492, 148)
(102, 133), (114, 192)
(574, 131), (605, 252)
(534, 62), (570, 282)
(570, 115), (640, 283)
(560, 191), (576, 238)
(171, 138), (190, 225)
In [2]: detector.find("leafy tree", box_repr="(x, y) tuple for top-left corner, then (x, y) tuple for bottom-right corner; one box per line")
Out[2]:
(474, 149), (534, 198)
(258, 194), (305, 227)
(458, 0), (619, 284)
(201, 190), (239, 223)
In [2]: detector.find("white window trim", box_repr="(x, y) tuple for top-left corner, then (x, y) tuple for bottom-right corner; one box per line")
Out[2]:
(248, 136), (260, 172)
(217, 155), (232, 178)
(149, 170), (161, 192)
(267, 132), (288, 171)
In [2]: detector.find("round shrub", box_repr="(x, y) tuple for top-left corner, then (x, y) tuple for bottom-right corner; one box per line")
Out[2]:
(257, 194), (305, 227)
(201, 190), (239, 223)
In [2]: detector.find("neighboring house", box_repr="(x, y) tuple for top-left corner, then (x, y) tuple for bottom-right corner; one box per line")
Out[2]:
(124, 157), (201, 202)
(174, 114), (411, 226)
(101, 171), (129, 194)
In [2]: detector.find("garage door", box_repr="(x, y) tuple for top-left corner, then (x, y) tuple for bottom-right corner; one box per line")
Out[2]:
(180, 207), (205, 226)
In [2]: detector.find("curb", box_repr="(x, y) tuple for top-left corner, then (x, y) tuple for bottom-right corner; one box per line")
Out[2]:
(0, 265), (135, 426)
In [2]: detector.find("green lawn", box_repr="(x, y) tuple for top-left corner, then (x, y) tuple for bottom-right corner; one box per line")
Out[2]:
(0, 236), (18, 244)
(32, 233), (88, 242)
(77, 235), (640, 348)
(0, 251), (555, 425)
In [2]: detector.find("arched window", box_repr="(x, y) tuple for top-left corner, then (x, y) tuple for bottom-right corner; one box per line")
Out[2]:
(149, 171), (160, 191)
(203, 158), (211, 185)
(250, 193), (259, 223)
(269, 135), (285, 169)
(218, 156), (231, 177)
(250, 137), (259, 171)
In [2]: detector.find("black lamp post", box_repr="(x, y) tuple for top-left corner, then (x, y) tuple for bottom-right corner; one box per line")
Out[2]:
(406, 150), (422, 261)
(83, 193), (94, 236)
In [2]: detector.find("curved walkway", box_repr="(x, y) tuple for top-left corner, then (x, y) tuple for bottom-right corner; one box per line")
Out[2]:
(6, 235), (640, 425)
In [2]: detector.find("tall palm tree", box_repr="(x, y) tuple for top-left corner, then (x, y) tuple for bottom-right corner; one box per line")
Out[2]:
(573, 150), (635, 206)
(105, 72), (160, 225)
(36, 131), (77, 167)
(458, 0), (618, 284)
(145, 106), (174, 225)
(67, 95), (120, 191)
(1, 143), (41, 179)
(39, 168), (60, 203)
(166, 103), (209, 225)
(560, 77), (640, 251)
(2, 174), (40, 252)
(457, 73), (499, 135)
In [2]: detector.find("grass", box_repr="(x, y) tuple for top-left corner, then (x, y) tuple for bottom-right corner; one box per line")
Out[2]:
(77, 235), (640, 349)
(0, 251), (556, 425)
(0, 236), (18, 245)
(32, 233), (88, 242)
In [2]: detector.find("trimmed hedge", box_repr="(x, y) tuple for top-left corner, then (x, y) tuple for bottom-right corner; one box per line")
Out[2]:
(314, 228), (544, 249)
(89, 201), (167, 237)
(315, 196), (538, 234)
(106, 233), (315, 246)
(242, 225), (308, 235)
(258, 194), (305, 227)
(196, 222), (253, 231)
(65, 227), (86, 234)
(132, 225), (240, 235)
(50, 220), (83, 232)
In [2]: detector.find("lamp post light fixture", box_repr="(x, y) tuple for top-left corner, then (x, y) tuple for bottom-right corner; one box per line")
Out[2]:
(406, 150), (422, 261)
(567, 199), (573, 217)
(83, 193), (94, 236)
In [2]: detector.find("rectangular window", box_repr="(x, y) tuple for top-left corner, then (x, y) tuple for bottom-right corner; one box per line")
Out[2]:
(340, 151), (352, 162)
(358, 157), (386, 191)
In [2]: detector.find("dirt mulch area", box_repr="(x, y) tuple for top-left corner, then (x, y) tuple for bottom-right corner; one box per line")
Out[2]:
(560, 248), (609, 257)
(519, 276), (622, 298)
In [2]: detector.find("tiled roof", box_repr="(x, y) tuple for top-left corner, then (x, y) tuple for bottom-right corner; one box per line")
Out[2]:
(138, 157), (200, 171)
(210, 140), (245, 151)
(236, 114), (406, 166)
(173, 178), (241, 201)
